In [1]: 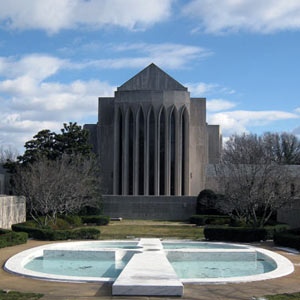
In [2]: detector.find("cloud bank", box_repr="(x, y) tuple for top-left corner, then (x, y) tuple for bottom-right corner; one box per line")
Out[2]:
(208, 110), (299, 136)
(184, 0), (300, 34)
(0, 0), (173, 34)
(0, 54), (115, 148)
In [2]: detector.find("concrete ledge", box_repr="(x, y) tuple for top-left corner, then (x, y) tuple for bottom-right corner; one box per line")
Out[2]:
(166, 249), (257, 261)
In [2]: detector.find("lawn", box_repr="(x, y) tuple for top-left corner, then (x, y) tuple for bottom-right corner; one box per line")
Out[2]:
(0, 291), (42, 300)
(263, 293), (300, 300)
(96, 219), (204, 240)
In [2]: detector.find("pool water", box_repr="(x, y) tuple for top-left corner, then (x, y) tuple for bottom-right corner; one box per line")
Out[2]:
(25, 256), (129, 278)
(169, 253), (277, 278)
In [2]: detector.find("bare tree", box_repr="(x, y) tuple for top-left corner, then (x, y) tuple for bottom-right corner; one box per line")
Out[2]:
(263, 132), (300, 164)
(13, 154), (102, 226)
(215, 133), (300, 227)
(0, 145), (19, 164)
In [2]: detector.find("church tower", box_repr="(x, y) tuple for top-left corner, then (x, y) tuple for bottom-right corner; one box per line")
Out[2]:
(84, 64), (220, 197)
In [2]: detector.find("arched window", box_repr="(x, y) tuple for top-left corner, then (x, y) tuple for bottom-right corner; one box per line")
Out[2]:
(138, 109), (145, 195)
(128, 109), (134, 195)
(291, 183), (295, 197)
(148, 108), (155, 195)
(159, 108), (166, 195)
(118, 108), (123, 194)
(170, 108), (176, 195)
(181, 107), (189, 195)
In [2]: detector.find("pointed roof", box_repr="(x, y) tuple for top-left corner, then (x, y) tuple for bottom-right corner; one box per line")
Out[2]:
(117, 63), (187, 91)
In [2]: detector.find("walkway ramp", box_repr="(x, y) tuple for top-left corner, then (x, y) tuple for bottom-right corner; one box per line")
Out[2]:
(112, 239), (183, 296)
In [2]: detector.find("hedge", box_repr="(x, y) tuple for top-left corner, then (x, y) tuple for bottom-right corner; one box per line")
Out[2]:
(0, 230), (28, 248)
(264, 224), (290, 240)
(274, 229), (300, 250)
(12, 222), (100, 241)
(204, 226), (268, 242)
(81, 215), (110, 226)
(190, 215), (231, 226)
(60, 215), (82, 227)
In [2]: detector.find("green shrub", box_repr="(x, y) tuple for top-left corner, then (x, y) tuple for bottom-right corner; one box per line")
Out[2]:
(190, 215), (231, 226)
(274, 229), (300, 250)
(49, 218), (71, 230)
(204, 226), (267, 242)
(81, 215), (110, 225)
(196, 189), (219, 215)
(12, 222), (101, 241)
(229, 218), (248, 227)
(264, 224), (290, 240)
(12, 223), (60, 240)
(60, 215), (82, 227)
(79, 204), (103, 216)
(0, 230), (28, 248)
(71, 228), (100, 240)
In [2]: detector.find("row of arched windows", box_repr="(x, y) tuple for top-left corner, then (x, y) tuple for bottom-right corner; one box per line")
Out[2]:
(114, 105), (189, 196)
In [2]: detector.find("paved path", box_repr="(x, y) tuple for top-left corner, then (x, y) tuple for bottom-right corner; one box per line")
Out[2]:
(1, 240), (300, 300)
(113, 239), (183, 296)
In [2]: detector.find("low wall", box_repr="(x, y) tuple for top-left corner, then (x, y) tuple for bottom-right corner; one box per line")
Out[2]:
(0, 196), (26, 229)
(102, 195), (197, 220)
(0, 174), (4, 194)
(277, 199), (300, 228)
(277, 208), (300, 228)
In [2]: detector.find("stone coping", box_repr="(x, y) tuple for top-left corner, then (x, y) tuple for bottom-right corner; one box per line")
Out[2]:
(4, 240), (294, 285)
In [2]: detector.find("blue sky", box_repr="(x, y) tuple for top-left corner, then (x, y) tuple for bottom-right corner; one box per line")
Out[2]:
(0, 0), (300, 151)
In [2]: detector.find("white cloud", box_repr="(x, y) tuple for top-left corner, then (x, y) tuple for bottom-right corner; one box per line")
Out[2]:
(186, 81), (235, 96)
(85, 43), (212, 69)
(207, 99), (236, 112)
(0, 54), (115, 150)
(0, 0), (173, 34)
(185, 82), (217, 95)
(0, 54), (66, 81)
(208, 110), (299, 137)
(295, 107), (300, 113)
(184, 0), (300, 34)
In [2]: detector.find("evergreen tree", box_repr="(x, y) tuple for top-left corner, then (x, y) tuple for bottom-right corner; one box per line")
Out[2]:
(5, 122), (92, 171)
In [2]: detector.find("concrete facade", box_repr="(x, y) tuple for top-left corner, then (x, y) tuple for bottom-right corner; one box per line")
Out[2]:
(85, 64), (221, 198)
(102, 195), (197, 220)
(207, 125), (222, 165)
(0, 196), (26, 229)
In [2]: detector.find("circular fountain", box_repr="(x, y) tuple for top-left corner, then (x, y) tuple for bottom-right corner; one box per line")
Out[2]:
(4, 239), (294, 296)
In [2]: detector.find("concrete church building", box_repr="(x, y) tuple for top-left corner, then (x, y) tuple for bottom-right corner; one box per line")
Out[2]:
(85, 64), (221, 219)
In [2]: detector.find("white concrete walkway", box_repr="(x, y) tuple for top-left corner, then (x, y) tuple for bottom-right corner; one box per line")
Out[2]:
(112, 238), (183, 296)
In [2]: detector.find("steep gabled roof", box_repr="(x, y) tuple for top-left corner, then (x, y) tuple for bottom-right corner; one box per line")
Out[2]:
(117, 63), (187, 91)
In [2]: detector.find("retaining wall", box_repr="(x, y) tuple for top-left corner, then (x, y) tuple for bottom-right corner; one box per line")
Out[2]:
(0, 174), (4, 194)
(277, 208), (300, 228)
(0, 196), (26, 229)
(102, 195), (197, 220)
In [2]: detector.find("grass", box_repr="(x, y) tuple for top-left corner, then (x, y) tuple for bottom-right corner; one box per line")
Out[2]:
(95, 219), (204, 240)
(0, 290), (43, 300)
(263, 293), (300, 300)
